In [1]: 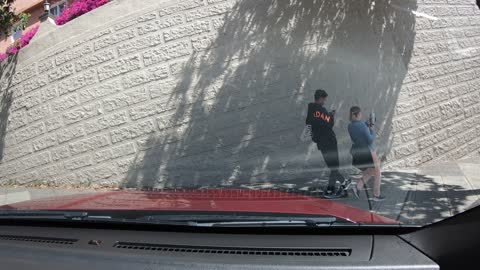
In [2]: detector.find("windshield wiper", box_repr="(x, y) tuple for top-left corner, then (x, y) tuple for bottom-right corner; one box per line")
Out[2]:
(188, 219), (337, 227)
(0, 210), (112, 221)
(136, 214), (356, 227)
(0, 211), (357, 227)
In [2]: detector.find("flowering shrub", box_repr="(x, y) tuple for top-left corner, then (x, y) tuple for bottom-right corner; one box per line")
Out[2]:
(55, 0), (110, 26)
(0, 25), (39, 62)
(6, 46), (19, 55)
(19, 25), (39, 47)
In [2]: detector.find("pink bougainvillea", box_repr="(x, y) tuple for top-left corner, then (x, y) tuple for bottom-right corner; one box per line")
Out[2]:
(6, 47), (19, 55)
(0, 25), (39, 62)
(0, 53), (7, 62)
(55, 0), (110, 26)
(1, 0), (109, 61)
(19, 25), (39, 47)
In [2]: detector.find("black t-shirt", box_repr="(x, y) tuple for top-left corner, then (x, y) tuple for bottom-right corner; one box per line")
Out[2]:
(305, 103), (336, 143)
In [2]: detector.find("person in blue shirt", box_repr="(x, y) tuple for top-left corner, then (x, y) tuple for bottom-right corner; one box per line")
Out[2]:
(348, 106), (385, 201)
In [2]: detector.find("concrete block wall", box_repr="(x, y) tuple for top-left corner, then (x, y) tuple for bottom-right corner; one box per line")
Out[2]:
(386, 0), (480, 168)
(0, 0), (479, 188)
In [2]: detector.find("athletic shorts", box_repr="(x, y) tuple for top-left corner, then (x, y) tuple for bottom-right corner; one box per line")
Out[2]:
(351, 148), (375, 171)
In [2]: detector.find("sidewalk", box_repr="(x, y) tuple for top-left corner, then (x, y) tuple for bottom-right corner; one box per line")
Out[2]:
(0, 188), (101, 206)
(236, 157), (480, 225)
(0, 158), (478, 226)
(355, 157), (480, 224)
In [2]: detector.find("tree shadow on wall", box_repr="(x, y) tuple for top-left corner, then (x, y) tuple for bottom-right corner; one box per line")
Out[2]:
(123, 0), (418, 189)
(0, 54), (18, 162)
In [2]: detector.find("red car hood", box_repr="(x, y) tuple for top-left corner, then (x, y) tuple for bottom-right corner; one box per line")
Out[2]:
(0, 189), (397, 224)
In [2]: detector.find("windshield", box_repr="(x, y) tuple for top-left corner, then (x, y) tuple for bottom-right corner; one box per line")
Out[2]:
(0, 0), (479, 227)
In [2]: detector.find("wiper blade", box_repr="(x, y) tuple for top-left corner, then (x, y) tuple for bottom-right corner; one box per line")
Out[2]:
(137, 214), (355, 227)
(0, 211), (357, 227)
(0, 210), (111, 221)
(192, 219), (338, 227)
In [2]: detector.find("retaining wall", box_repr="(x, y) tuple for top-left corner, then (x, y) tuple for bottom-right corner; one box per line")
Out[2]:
(0, 0), (479, 188)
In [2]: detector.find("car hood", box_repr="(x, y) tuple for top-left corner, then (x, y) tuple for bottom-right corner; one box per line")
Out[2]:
(0, 189), (397, 224)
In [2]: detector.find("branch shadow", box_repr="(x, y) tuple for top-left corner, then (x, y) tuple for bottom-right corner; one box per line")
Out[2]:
(0, 54), (19, 162)
(123, 0), (418, 191)
(217, 170), (480, 225)
(369, 171), (480, 224)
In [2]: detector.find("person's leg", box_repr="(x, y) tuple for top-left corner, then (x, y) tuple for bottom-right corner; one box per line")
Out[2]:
(357, 168), (373, 190)
(352, 168), (374, 199)
(319, 139), (341, 190)
(371, 150), (382, 197)
(318, 143), (336, 190)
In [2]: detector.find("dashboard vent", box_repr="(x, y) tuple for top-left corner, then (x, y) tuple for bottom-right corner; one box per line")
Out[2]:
(0, 235), (78, 245)
(114, 242), (351, 257)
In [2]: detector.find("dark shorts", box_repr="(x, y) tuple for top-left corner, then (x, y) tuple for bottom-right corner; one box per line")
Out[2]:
(351, 148), (374, 171)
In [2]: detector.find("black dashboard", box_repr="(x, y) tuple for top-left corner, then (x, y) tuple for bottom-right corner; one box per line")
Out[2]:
(0, 224), (437, 270)
(2, 205), (480, 269)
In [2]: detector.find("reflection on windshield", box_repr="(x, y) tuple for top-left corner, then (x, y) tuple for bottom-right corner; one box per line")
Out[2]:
(0, 0), (479, 226)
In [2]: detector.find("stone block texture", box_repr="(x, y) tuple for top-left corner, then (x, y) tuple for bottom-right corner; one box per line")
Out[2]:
(0, 0), (479, 188)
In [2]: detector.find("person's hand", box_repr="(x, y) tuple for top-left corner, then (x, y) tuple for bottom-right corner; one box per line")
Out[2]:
(368, 122), (375, 131)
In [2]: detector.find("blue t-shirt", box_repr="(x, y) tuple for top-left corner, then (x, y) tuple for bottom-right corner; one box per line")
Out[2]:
(348, 120), (375, 151)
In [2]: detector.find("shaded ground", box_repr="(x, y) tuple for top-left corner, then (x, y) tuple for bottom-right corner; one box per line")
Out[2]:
(233, 158), (480, 225)
(1, 158), (478, 226)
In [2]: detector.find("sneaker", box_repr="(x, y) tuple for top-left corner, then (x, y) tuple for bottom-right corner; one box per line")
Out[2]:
(369, 195), (386, 202)
(342, 178), (353, 190)
(351, 185), (360, 199)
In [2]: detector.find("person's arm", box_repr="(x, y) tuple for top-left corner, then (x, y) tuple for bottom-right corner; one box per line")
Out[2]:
(347, 124), (354, 141)
(328, 110), (335, 128)
(305, 105), (313, 139)
(362, 122), (375, 145)
(306, 104), (313, 126)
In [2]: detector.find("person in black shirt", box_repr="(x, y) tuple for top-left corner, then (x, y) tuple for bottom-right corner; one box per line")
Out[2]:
(305, 89), (344, 197)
